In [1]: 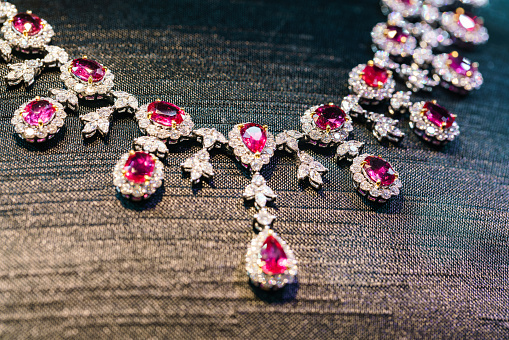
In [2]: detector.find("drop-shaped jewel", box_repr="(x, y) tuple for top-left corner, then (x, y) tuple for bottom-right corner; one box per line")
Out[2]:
(240, 123), (267, 153)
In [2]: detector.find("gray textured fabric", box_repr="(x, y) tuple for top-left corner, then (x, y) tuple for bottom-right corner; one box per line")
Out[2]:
(0, 0), (508, 339)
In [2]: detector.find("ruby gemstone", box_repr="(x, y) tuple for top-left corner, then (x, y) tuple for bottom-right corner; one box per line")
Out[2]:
(313, 104), (346, 131)
(458, 12), (478, 32)
(447, 53), (477, 77)
(70, 58), (106, 83)
(385, 25), (409, 43)
(260, 235), (288, 276)
(363, 156), (396, 187)
(423, 101), (455, 129)
(12, 13), (43, 36)
(22, 99), (56, 126)
(123, 151), (156, 184)
(362, 65), (389, 88)
(240, 123), (267, 153)
(148, 101), (185, 127)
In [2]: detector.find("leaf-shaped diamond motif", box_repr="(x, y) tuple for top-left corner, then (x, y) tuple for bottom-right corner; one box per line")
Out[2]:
(243, 174), (276, 209)
(80, 107), (114, 138)
(49, 88), (79, 111)
(112, 91), (139, 114)
(276, 130), (303, 153)
(335, 140), (365, 162)
(181, 149), (214, 184)
(0, 39), (12, 62)
(368, 113), (405, 144)
(193, 128), (228, 150)
(42, 46), (69, 68)
(134, 136), (168, 159)
(5, 59), (43, 87)
(296, 151), (327, 189)
(397, 64), (439, 92)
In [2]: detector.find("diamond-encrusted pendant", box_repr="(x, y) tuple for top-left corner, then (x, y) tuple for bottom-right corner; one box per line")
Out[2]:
(246, 227), (297, 290)
(409, 100), (460, 145)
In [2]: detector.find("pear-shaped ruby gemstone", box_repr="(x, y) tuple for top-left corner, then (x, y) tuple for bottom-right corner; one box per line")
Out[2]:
(260, 235), (288, 275)
(123, 151), (156, 184)
(240, 123), (267, 153)
(12, 13), (43, 36)
(148, 101), (184, 127)
(363, 156), (396, 187)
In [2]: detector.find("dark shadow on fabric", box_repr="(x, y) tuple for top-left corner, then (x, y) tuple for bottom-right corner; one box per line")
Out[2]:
(359, 193), (405, 214)
(13, 127), (67, 151)
(115, 184), (165, 211)
(248, 279), (298, 304)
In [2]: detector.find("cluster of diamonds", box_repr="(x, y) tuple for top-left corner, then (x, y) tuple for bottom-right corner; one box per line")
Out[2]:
(11, 97), (66, 143)
(350, 154), (402, 204)
(441, 10), (489, 44)
(135, 104), (194, 143)
(432, 53), (483, 91)
(409, 101), (460, 144)
(371, 22), (417, 58)
(113, 151), (164, 201)
(348, 63), (396, 103)
(1, 15), (54, 53)
(300, 105), (354, 147)
(246, 228), (297, 290)
(228, 124), (275, 172)
(60, 60), (115, 100)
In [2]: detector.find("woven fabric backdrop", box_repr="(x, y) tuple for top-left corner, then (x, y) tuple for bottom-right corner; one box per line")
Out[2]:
(0, 0), (508, 338)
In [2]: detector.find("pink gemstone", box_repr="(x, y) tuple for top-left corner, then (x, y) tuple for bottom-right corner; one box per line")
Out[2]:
(458, 12), (478, 32)
(123, 151), (156, 184)
(260, 235), (288, 275)
(70, 58), (106, 83)
(12, 13), (43, 36)
(423, 101), (455, 129)
(313, 104), (346, 130)
(385, 25), (409, 43)
(22, 99), (57, 126)
(448, 53), (477, 77)
(148, 101), (184, 127)
(363, 156), (396, 187)
(362, 65), (389, 88)
(399, 0), (415, 4)
(240, 123), (267, 153)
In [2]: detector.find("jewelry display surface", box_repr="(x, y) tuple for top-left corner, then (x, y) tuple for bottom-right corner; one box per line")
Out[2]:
(0, 0), (508, 339)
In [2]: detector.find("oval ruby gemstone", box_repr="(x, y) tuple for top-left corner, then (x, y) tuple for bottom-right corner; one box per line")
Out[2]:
(362, 65), (389, 88)
(22, 99), (57, 126)
(423, 101), (455, 129)
(148, 101), (184, 127)
(458, 12), (478, 32)
(70, 58), (106, 83)
(313, 104), (346, 131)
(12, 13), (43, 36)
(363, 156), (396, 187)
(385, 25), (409, 43)
(123, 151), (156, 184)
(447, 52), (477, 77)
(240, 123), (267, 153)
(260, 235), (288, 275)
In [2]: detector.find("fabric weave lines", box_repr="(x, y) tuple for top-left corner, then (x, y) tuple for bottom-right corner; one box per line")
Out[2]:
(0, 0), (508, 339)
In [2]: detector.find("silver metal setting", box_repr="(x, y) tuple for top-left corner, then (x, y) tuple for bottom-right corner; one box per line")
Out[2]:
(296, 151), (327, 189)
(409, 101), (460, 145)
(228, 124), (275, 172)
(59, 59), (115, 100)
(246, 227), (297, 291)
(335, 140), (365, 162)
(300, 104), (354, 147)
(135, 103), (194, 143)
(11, 97), (66, 143)
(350, 154), (402, 203)
(113, 151), (164, 201)
(2, 13), (54, 54)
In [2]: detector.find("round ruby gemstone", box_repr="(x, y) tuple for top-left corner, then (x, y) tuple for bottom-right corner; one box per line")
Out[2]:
(447, 53), (477, 77)
(362, 65), (389, 88)
(22, 99), (56, 126)
(70, 58), (106, 83)
(148, 101), (185, 127)
(123, 151), (156, 184)
(385, 25), (409, 43)
(260, 235), (288, 275)
(313, 104), (346, 131)
(423, 101), (455, 129)
(240, 123), (267, 154)
(363, 156), (396, 187)
(458, 12), (478, 32)
(12, 13), (43, 36)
